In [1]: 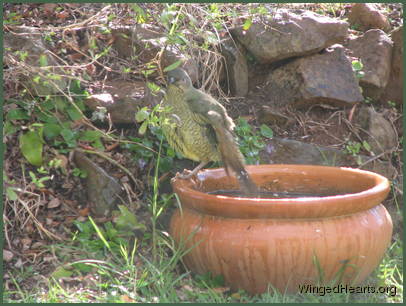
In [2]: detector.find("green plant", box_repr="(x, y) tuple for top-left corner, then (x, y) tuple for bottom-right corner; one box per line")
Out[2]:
(345, 140), (371, 156)
(72, 167), (87, 178)
(29, 170), (52, 189)
(234, 118), (273, 164)
(352, 60), (365, 79)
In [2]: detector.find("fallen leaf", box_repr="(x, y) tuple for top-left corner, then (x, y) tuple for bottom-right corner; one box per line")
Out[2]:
(3, 250), (14, 262)
(14, 258), (23, 268)
(31, 241), (45, 249)
(56, 11), (69, 20)
(78, 207), (90, 217)
(120, 295), (135, 303)
(212, 286), (230, 294)
(21, 238), (32, 251)
(42, 3), (57, 14)
(48, 197), (61, 209)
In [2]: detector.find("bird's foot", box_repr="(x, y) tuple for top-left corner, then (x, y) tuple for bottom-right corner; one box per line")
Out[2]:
(175, 169), (195, 180)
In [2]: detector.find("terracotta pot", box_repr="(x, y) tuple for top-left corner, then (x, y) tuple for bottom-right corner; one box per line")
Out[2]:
(169, 165), (392, 294)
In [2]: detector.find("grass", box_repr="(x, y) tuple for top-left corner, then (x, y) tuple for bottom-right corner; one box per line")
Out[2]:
(3, 159), (403, 303)
(4, 235), (402, 303)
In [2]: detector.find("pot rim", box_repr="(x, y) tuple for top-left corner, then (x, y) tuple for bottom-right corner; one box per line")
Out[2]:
(171, 164), (391, 219)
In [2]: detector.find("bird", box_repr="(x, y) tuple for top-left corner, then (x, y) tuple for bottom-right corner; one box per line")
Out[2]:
(161, 68), (258, 196)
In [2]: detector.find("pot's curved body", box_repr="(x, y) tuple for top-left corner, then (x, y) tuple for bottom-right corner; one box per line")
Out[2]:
(169, 165), (392, 294)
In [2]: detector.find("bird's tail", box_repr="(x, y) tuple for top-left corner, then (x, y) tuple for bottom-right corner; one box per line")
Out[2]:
(209, 113), (258, 196)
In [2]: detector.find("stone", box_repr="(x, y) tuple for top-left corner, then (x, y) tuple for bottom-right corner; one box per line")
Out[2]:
(111, 25), (198, 83)
(355, 106), (398, 156)
(264, 44), (363, 108)
(348, 3), (391, 32)
(260, 137), (355, 166)
(4, 26), (67, 95)
(85, 80), (163, 125)
(260, 137), (397, 179)
(230, 9), (348, 64)
(220, 37), (249, 97)
(381, 26), (403, 106)
(346, 29), (393, 100)
(73, 151), (124, 217)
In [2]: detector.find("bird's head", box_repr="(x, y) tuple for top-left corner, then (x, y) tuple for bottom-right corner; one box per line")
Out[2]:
(167, 68), (192, 90)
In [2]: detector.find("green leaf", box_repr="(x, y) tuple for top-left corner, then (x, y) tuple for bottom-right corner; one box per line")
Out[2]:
(54, 96), (68, 111)
(6, 188), (18, 201)
(51, 266), (73, 279)
(138, 121), (148, 135)
(71, 262), (93, 273)
(243, 18), (253, 31)
(260, 124), (273, 138)
(163, 60), (182, 72)
(114, 205), (146, 232)
(67, 107), (83, 121)
(19, 130), (43, 166)
(36, 112), (58, 123)
(60, 128), (77, 147)
(362, 141), (371, 152)
(135, 107), (150, 123)
(146, 82), (161, 93)
(352, 60), (363, 71)
(4, 121), (17, 136)
(79, 130), (102, 142)
(70, 79), (82, 94)
(7, 109), (30, 120)
(60, 128), (75, 141)
(43, 123), (62, 139)
(39, 54), (48, 67)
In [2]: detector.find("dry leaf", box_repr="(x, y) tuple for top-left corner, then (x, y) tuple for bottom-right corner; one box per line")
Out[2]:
(212, 286), (230, 294)
(48, 197), (61, 209)
(120, 295), (135, 303)
(21, 237), (32, 251)
(78, 207), (90, 217)
(3, 249), (14, 262)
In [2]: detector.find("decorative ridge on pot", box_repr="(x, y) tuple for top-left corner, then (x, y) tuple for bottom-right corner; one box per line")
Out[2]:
(171, 164), (390, 219)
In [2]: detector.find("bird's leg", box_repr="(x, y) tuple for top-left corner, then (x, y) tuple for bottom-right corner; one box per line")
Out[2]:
(176, 161), (208, 179)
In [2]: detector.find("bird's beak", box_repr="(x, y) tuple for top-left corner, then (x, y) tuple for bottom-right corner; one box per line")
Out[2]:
(168, 76), (176, 84)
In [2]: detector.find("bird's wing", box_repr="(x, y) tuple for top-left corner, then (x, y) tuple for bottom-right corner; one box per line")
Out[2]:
(185, 89), (234, 131)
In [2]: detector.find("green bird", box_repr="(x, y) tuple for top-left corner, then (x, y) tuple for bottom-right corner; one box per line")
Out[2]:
(161, 68), (258, 195)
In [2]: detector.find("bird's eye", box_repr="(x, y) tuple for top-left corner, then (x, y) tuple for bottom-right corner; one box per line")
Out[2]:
(168, 76), (176, 84)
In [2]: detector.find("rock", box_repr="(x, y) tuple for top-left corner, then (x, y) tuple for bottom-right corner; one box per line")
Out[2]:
(360, 159), (397, 180)
(73, 151), (124, 217)
(111, 26), (198, 83)
(260, 137), (355, 166)
(346, 29), (393, 100)
(111, 24), (162, 58)
(264, 44), (363, 108)
(348, 3), (391, 32)
(355, 106), (398, 156)
(230, 9), (348, 64)
(260, 137), (396, 179)
(85, 80), (162, 125)
(4, 26), (67, 95)
(381, 26), (403, 106)
(220, 37), (249, 97)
